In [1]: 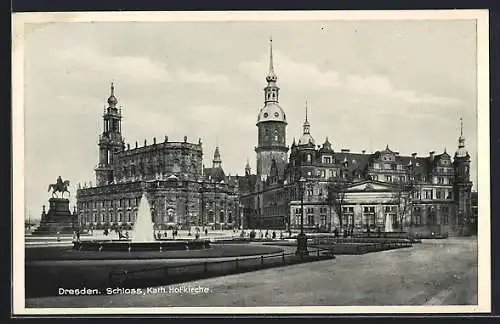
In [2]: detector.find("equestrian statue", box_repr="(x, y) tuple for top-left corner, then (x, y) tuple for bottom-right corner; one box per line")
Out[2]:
(48, 176), (71, 198)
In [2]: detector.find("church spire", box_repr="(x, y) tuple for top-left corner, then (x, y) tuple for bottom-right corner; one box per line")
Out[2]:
(455, 117), (469, 158)
(458, 117), (465, 148)
(303, 99), (311, 135)
(266, 37), (277, 83)
(213, 146), (222, 168)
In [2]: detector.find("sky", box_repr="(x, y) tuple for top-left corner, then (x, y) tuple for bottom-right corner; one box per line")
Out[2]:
(21, 18), (479, 220)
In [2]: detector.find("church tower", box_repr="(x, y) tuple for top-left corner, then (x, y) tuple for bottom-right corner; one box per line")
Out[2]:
(95, 82), (125, 186)
(453, 117), (473, 232)
(255, 38), (288, 181)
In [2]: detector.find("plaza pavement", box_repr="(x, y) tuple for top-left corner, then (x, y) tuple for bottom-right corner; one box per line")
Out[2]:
(25, 237), (478, 308)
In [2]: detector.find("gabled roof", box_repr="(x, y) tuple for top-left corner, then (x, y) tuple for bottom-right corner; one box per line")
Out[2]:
(334, 152), (372, 173)
(203, 167), (226, 183)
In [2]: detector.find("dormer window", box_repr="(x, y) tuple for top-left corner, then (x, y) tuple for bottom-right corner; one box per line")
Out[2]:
(323, 156), (331, 164)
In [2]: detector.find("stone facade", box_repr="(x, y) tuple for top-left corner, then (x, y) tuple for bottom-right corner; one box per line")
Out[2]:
(76, 85), (241, 230)
(238, 40), (474, 236)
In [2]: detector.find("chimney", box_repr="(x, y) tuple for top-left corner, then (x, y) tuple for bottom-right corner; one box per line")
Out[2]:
(362, 150), (366, 154)
(341, 149), (350, 153)
(394, 152), (399, 156)
(429, 151), (435, 160)
(412, 152), (417, 158)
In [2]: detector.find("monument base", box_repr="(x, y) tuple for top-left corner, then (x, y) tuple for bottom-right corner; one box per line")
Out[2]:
(32, 198), (76, 235)
(295, 233), (309, 256)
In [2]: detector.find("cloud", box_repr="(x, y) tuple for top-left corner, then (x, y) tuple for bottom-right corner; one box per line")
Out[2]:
(238, 50), (341, 90)
(177, 70), (231, 87)
(56, 46), (172, 82)
(346, 74), (463, 106)
(56, 46), (234, 89)
(239, 51), (462, 107)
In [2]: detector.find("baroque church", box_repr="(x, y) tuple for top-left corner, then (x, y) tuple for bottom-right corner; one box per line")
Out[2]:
(238, 39), (473, 236)
(76, 84), (242, 230)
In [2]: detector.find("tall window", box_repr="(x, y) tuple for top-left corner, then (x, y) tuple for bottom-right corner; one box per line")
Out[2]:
(306, 154), (312, 163)
(308, 214), (315, 225)
(342, 207), (354, 227)
(427, 207), (436, 225)
(385, 175), (392, 182)
(385, 206), (397, 226)
(441, 206), (449, 225)
(424, 189), (433, 200)
(413, 207), (422, 225)
(323, 156), (332, 164)
(363, 206), (376, 227)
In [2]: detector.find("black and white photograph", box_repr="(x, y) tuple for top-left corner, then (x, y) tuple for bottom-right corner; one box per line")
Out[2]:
(12, 10), (490, 315)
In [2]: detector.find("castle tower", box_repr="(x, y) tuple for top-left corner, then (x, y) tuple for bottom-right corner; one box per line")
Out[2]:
(95, 82), (125, 186)
(453, 117), (473, 232)
(255, 37), (288, 181)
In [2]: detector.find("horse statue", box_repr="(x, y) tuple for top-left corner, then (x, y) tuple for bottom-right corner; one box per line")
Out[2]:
(48, 176), (71, 198)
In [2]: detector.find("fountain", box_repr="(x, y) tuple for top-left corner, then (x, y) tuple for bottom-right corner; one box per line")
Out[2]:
(73, 191), (210, 252)
(130, 192), (155, 242)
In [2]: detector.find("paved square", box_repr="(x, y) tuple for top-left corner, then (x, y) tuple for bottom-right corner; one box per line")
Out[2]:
(26, 238), (477, 308)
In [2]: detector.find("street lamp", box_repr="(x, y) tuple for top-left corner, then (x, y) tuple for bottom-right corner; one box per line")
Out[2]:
(296, 177), (309, 256)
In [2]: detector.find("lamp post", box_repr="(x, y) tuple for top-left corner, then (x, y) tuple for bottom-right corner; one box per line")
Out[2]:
(296, 177), (309, 256)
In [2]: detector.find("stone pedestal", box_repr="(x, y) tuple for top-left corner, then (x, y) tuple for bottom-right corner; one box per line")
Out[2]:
(295, 233), (309, 256)
(32, 198), (76, 235)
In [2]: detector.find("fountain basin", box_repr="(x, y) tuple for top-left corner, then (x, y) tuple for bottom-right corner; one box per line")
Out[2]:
(73, 240), (211, 252)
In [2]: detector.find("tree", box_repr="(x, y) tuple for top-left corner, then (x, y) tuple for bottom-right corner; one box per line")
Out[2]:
(326, 181), (348, 231)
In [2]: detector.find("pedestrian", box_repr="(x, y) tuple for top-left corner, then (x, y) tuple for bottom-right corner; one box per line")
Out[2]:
(76, 229), (80, 242)
(205, 228), (208, 236)
(272, 231), (276, 240)
(280, 231), (283, 240)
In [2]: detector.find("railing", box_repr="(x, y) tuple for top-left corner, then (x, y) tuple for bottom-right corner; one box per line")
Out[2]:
(108, 248), (333, 287)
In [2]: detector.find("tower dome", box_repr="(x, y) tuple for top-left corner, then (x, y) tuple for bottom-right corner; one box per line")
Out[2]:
(257, 103), (287, 124)
(107, 82), (118, 107)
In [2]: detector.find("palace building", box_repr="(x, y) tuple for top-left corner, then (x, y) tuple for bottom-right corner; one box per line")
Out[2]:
(76, 84), (241, 230)
(76, 39), (474, 236)
(238, 39), (474, 236)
